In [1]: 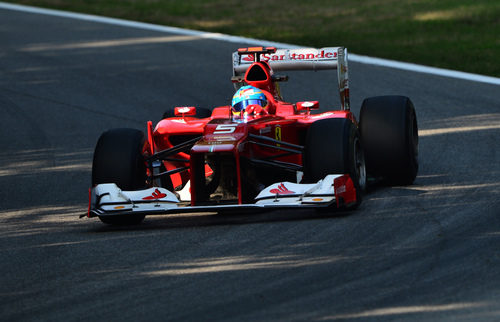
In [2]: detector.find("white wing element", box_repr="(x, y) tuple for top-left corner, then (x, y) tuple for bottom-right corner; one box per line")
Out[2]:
(255, 174), (341, 205)
(90, 184), (179, 213)
(233, 47), (342, 74)
(88, 174), (353, 218)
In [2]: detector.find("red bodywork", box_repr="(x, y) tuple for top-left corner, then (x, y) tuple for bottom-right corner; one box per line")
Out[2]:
(146, 47), (357, 206)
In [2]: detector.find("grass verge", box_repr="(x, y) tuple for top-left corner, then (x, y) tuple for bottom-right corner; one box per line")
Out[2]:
(4, 0), (500, 77)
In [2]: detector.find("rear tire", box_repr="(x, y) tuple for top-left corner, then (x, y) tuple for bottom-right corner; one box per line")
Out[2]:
(360, 95), (418, 185)
(304, 118), (366, 207)
(92, 128), (147, 225)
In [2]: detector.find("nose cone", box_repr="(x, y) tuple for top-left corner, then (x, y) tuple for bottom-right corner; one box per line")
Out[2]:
(191, 120), (248, 154)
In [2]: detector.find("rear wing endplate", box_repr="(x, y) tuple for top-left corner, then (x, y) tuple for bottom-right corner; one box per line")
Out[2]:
(233, 47), (350, 110)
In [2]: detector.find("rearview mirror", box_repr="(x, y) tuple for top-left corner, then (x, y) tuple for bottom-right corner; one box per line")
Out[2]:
(296, 101), (319, 111)
(174, 106), (197, 116)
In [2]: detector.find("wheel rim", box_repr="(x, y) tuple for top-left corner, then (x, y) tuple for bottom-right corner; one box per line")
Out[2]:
(354, 137), (367, 190)
(410, 113), (419, 163)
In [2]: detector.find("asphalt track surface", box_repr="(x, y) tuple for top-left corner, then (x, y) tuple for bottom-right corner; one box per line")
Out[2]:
(1, 7), (499, 322)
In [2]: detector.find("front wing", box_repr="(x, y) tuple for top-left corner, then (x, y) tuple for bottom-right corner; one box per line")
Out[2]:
(85, 174), (357, 219)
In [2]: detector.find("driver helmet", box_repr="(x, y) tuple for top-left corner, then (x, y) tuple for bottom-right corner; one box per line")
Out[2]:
(231, 85), (268, 114)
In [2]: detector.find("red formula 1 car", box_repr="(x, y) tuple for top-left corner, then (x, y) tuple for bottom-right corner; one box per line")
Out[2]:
(85, 46), (418, 225)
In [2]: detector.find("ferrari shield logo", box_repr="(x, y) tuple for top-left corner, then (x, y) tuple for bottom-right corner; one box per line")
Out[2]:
(275, 126), (282, 142)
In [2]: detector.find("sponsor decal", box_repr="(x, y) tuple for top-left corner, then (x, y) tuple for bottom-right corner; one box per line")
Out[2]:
(275, 126), (282, 141)
(143, 188), (167, 200)
(260, 127), (271, 134)
(312, 198), (324, 202)
(275, 125), (282, 147)
(270, 183), (295, 195)
(336, 185), (346, 194)
(242, 50), (337, 63)
(207, 136), (236, 141)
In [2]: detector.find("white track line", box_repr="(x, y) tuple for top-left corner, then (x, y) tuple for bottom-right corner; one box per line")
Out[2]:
(1, 2), (499, 86)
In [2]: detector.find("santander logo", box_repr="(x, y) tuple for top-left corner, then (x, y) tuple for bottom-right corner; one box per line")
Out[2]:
(270, 183), (295, 195)
(242, 50), (337, 62)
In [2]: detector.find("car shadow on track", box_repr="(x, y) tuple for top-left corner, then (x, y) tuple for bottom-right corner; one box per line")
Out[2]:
(88, 180), (425, 233)
(90, 207), (356, 233)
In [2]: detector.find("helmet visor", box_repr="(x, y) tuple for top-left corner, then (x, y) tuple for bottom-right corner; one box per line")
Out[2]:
(232, 99), (266, 112)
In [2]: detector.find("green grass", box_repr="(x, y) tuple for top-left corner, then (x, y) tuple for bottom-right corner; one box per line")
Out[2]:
(5, 0), (500, 77)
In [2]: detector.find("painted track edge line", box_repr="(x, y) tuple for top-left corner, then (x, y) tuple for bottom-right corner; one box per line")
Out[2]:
(349, 53), (500, 86)
(1, 1), (499, 86)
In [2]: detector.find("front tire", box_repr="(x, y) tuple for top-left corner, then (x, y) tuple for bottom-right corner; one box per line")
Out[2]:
(304, 118), (366, 207)
(92, 128), (147, 225)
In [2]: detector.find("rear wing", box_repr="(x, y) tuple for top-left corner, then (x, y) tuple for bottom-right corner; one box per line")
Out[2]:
(233, 47), (350, 110)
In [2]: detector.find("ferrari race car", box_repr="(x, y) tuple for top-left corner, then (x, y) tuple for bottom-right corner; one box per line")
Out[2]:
(85, 46), (418, 225)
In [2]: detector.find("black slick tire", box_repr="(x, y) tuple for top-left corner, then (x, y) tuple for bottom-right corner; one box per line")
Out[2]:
(359, 95), (418, 185)
(92, 128), (147, 225)
(304, 118), (366, 207)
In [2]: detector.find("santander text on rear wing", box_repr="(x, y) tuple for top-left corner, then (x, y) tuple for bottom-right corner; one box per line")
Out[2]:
(233, 47), (350, 110)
